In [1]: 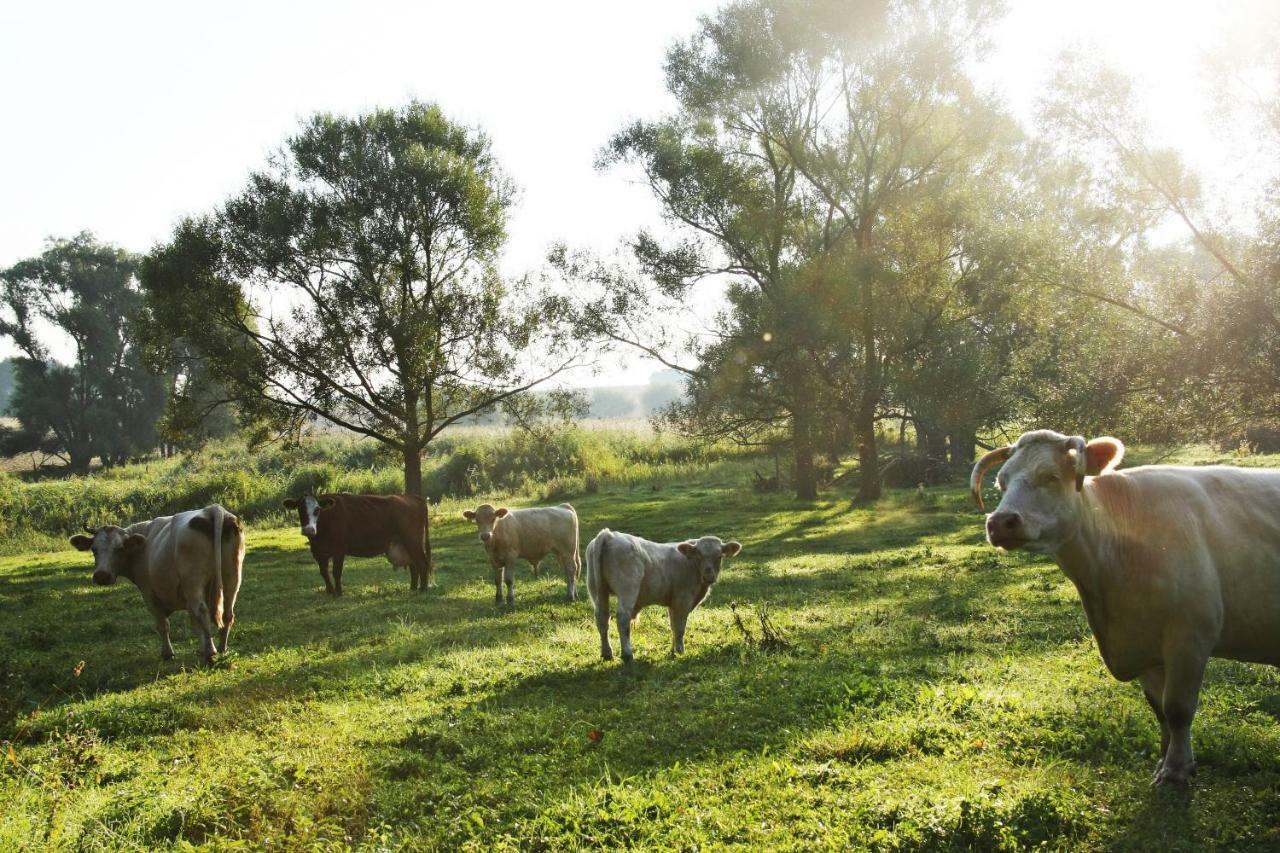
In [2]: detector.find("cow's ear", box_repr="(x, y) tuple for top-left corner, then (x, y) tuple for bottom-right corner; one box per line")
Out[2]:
(721, 541), (742, 557)
(123, 534), (147, 553)
(495, 507), (509, 518)
(1085, 437), (1125, 476)
(319, 498), (336, 509)
(69, 534), (94, 551)
(282, 499), (298, 509)
(677, 541), (698, 558)
(462, 510), (476, 520)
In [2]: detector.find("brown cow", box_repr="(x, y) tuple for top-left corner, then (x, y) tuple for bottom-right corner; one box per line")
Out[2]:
(69, 504), (245, 664)
(283, 492), (431, 595)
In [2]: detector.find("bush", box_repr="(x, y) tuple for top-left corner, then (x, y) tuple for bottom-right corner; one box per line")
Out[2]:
(0, 427), (756, 550)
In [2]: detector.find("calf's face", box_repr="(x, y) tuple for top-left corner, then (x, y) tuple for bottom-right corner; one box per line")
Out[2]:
(69, 526), (146, 585)
(973, 430), (1124, 553)
(462, 504), (508, 544)
(283, 495), (334, 538)
(677, 536), (743, 584)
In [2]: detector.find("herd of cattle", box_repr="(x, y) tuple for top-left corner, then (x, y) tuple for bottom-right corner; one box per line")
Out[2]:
(67, 428), (1280, 786)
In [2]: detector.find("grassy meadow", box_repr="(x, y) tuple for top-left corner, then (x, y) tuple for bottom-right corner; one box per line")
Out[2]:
(2, 438), (1280, 850)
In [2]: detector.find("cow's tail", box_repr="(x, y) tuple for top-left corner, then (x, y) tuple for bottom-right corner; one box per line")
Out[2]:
(586, 528), (611, 604)
(210, 506), (226, 630)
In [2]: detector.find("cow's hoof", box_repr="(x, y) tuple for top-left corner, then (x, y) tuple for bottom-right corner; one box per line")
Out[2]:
(1153, 762), (1195, 786)
(601, 651), (613, 661)
(621, 653), (634, 664)
(506, 597), (515, 607)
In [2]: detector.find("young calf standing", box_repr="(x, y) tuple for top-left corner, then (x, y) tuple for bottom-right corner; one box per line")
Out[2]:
(462, 503), (581, 604)
(586, 528), (741, 662)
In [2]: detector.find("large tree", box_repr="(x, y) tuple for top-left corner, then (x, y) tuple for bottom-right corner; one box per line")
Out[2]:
(144, 103), (582, 557)
(0, 234), (166, 472)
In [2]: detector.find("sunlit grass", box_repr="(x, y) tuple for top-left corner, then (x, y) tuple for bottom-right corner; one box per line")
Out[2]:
(2, 462), (1279, 849)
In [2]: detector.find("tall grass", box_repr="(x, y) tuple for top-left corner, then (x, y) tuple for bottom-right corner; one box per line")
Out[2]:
(0, 426), (755, 553)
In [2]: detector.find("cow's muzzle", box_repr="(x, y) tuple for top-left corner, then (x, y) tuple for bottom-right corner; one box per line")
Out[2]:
(479, 532), (492, 542)
(986, 511), (1027, 549)
(302, 526), (317, 537)
(93, 570), (115, 586)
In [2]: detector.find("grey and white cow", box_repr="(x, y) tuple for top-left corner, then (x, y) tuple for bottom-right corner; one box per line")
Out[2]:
(70, 504), (245, 664)
(585, 528), (741, 662)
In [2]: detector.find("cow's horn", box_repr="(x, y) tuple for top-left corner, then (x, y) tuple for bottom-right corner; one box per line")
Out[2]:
(970, 445), (1013, 512)
(1064, 435), (1087, 491)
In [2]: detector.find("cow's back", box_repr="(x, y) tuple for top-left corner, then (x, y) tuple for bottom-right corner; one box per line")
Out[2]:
(318, 493), (425, 557)
(502, 505), (577, 558)
(132, 511), (213, 608)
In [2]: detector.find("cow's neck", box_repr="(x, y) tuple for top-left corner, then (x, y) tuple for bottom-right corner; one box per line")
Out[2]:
(1053, 486), (1121, 668)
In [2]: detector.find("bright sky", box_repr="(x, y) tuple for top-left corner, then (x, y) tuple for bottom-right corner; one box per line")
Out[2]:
(1, 0), (1274, 384)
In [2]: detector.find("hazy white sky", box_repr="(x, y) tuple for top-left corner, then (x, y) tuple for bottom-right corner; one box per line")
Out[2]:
(0, 0), (1272, 384)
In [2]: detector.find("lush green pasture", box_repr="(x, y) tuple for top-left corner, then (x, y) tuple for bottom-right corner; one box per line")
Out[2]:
(3, 459), (1280, 850)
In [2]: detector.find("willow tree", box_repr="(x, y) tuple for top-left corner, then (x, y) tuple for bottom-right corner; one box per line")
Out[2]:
(144, 103), (582, 497)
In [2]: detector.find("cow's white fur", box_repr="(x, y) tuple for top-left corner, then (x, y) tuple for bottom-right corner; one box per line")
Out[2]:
(585, 528), (741, 662)
(974, 429), (1280, 785)
(463, 503), (581, 604)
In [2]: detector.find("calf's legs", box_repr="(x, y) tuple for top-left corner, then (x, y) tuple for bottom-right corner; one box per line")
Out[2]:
(668, 607), (690, 655)
(493, 559), (515, 605)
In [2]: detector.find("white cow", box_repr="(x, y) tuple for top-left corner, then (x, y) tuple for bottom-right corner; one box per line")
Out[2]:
(70, 504), (245, 664)
(462, 503), (581, 604)
(971, 429), (1280, 784)
(586, 528), (742, 662)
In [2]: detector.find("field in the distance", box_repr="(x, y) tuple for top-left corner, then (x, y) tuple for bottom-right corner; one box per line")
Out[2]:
(2, 453), (1280, 850)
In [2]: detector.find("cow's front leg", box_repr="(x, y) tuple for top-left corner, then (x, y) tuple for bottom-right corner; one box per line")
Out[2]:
(503, 561), (516, 606)
(316, 555), (336, 596)
(1138, 666), (1169, 777)
(668, 606), (689, 655)
(332, 556), (346, 597)
(1154, 651), (1207, 786)
(492, 557), (504, 604)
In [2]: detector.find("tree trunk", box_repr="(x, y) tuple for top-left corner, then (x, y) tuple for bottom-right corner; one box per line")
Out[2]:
(854, 228), (881, 503)
(925, 428), (948, 485)
(949, 431), (976, 467)
(403, 443), (423, 496)
(854, 400), (880, 501)
(793, 392), (819, 501)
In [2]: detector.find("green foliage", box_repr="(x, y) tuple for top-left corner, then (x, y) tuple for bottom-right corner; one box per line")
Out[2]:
(0, 234), (167, 472)
(143, 102), (584, 495)
(3, 458), (1279, 849)
(0, 427), (753, 552)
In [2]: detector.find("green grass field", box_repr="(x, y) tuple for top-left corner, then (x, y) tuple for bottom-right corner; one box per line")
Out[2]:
(3, 456), (1280, 850)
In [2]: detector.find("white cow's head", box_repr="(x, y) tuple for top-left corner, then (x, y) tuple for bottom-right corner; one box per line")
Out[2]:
(462, 504), (508, 544)
(970, 429), (1124, 553)
(283, 494), (334, 538)
(69, 525), (146, 586)
(677, 536), (743, 585)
